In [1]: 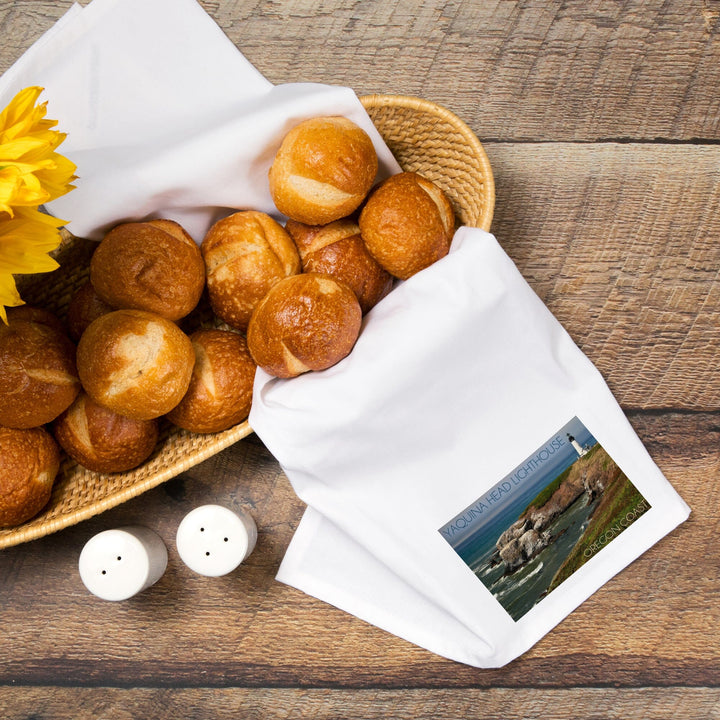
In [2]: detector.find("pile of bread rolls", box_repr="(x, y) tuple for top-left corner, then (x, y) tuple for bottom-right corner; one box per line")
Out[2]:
(0, 114), (456, 528)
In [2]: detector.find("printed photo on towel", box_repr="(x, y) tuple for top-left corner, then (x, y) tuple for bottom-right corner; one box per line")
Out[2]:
(439, 417), (650, 621)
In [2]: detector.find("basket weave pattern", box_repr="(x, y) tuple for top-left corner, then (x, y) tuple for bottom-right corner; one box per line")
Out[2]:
(361, 95), (494, 231)
(0, 94), (494, 550)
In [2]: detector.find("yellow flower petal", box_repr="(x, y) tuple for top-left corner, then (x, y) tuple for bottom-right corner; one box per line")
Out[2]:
(0, 167), (22, 215)
(0, 248), (59, 274)
(0, 136), (52, 160)
(0, 209), (63, 268)
(13, 205), (68, 227)
(0, 87), (75, 203)
(0, 92), (45, 145)
(0, 87), (39, 122)
(0, 86), (75, 322)
(34, 157), (77, 202)
(0, 273), (24, 324)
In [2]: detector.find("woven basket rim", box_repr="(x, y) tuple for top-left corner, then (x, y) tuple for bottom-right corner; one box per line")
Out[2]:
(0, 422), (253, 549)
(359, 93), (495, 231)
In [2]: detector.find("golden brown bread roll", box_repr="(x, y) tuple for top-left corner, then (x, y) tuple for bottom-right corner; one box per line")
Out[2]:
(76, 309), (195, 421)
(90, 219), (205, 321)
(166, 329), (256, 433)
(67, 280), (115, 341)
(247, 273), (362, 378)
(0, 426), (60, 527)
(285, 218), (393, 314)
(202, 211), (301, 331)
(269, 116), (378, 225)
(53, 392), (159, 473)
(5, 305), (67, 333)
(0, 307), (81, 428)
(358, 171), (455, 279)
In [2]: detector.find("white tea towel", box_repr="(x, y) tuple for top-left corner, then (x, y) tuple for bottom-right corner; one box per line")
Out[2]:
(251, 228), (690, 667)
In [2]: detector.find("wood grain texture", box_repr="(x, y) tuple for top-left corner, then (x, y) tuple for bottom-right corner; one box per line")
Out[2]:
(488, 142), (720, 410)
(207, 0), (720, 142)
(0, 0), (718, 142)
(0, 414), (714, 689)
(3, 687), (720, 720)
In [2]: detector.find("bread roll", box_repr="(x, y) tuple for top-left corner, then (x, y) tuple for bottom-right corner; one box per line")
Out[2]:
(0, 426), (60, 527)
(358, 171), (455, 279)
(247, 273), (362, 378)
(77, 309), (195, 421)
(285, 218), (393, 314)
(0, 308), (80, 428)
(166, 329), (256, 433)
(6, 305), (66, 333)
(53, 392), (159, 473)
(67, 280), (115, 341)
(269, 116), (378, 225)
(90, 219), (205, 321)
(202, 211), (301, 331)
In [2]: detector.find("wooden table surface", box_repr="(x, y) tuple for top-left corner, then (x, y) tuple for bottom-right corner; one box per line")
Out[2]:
(2, 1), (719, 718)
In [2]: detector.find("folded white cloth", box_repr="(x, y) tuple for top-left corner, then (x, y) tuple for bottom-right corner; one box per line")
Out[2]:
(2, 0), (690, 667)
(0, 0), (398, 241)
(251, 228), (690, 667)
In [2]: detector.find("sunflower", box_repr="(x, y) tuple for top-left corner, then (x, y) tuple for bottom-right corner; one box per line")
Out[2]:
(0, 86), (76, 323)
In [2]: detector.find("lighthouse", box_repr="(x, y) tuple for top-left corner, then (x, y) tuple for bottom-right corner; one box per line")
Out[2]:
(567, 433), (587, 457)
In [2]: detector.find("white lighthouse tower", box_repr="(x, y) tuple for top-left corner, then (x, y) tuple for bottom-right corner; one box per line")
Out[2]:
(567, 433), (587, 457)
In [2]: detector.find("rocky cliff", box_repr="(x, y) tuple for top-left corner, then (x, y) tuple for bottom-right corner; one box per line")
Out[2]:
(494, 445), (609, 572)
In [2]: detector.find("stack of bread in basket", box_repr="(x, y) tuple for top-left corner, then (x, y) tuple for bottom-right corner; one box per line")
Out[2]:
(0, 114), (457, 530)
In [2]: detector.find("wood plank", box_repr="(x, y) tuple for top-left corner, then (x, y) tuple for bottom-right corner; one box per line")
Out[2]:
(214, 0), (720, 142)
(0, 412), (714, 688)
(487, 142), (720, 410)
(6, 140), (717, 553)
(3, 687), (720, 720)
(0, 1), (718, 142)
(0, 18), (718, 413)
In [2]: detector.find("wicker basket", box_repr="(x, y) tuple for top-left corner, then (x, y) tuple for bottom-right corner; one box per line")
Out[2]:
(0, 94), (495, 550)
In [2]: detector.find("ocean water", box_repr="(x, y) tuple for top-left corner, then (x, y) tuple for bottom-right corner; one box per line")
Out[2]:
(474, 491), (599, 621)
(452, 449), (581, 564)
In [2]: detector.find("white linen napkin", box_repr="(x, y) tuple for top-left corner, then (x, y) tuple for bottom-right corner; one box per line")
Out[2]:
(0, 0), (399, 241)
(250, 228), (691, 667)
(2, 0), (690, 667)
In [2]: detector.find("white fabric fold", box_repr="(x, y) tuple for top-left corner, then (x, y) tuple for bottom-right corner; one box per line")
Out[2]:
(251, 228), (690, 667)
(0, 0), (399, 241)
(278, 507), (497, 666)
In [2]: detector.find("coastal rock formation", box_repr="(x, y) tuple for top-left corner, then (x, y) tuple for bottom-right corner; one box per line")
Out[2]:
(497, 518), (531, 550)
(495, 447), (609, 574)
(498, 527), (551, 571)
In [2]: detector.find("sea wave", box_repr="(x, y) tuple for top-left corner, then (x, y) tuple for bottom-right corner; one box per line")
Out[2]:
(476, 562), (495, 577)
(493, 561), (545, 600)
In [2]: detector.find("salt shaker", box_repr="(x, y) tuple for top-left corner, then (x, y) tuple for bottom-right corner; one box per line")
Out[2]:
(176, 504), (257, 577)
(78, 526), (168, 601)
